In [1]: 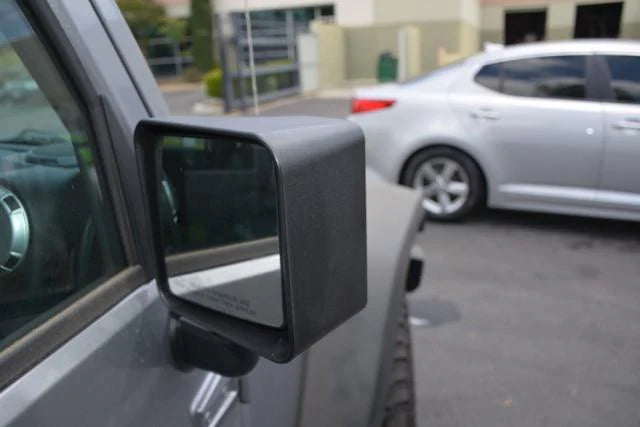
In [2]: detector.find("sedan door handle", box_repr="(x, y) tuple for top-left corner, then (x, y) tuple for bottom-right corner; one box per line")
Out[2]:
(470, 108), (500, 121)
(613, 118), (640, 131)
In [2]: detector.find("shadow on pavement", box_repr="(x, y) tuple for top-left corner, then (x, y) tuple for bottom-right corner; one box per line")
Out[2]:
(431, 208), (640, 246)
(409, 298), (462, 328)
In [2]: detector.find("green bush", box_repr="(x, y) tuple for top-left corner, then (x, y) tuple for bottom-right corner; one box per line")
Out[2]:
(203, 68), (223, 98)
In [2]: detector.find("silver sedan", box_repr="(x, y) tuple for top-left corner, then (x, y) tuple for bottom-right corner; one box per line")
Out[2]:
(350, 40), (640, 221)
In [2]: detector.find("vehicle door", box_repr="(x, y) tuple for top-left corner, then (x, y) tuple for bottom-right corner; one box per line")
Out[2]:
(0, 1), (299, 426)
(595, 54), (640, 213)
(451, 54), (604, 208)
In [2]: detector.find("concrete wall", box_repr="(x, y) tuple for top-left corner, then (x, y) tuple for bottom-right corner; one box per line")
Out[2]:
(419, 21), (477, 70)
(343, 20), (478, 80)
(373, 0), (478, 26)
(461, 0), (481, 27)
(312, 22), (346, 87)
(215, 0), (376, 26)
(480, 4), (503, 44)
(339, 0), (482, 80)
(298, 32), (319, 92)
(344, 25), (399, 79)
(398, 26), (423, 79)
(459, 20), (480, 55)
(335, 1), (375, 26)
(216, 0), (331, 13)
(546, 1), (574, 40)
(621, 0), (640, 38)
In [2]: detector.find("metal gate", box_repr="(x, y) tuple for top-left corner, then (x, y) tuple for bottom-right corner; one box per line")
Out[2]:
(219, 11), (306, 111)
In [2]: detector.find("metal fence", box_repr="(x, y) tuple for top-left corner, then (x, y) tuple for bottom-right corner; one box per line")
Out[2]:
(219, 12), (307, 111)
(146, 36), (193, 79)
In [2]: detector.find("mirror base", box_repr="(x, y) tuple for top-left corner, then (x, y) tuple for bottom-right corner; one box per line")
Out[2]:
(168, 316), (259, 377)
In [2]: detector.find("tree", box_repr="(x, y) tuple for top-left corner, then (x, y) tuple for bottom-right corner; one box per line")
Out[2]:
(190, 0), (216, 71)
(118, 0), (165, 40)
(160, 18), (188, 43)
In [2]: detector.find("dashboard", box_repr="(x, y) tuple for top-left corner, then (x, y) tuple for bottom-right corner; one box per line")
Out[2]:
(0, 131), (91, 312)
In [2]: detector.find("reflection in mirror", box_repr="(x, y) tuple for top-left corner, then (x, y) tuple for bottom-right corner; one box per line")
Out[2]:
(158, 135), (283, 327)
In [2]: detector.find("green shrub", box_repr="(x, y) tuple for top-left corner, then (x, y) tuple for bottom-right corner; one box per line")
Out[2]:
(203, 68), (223, 98)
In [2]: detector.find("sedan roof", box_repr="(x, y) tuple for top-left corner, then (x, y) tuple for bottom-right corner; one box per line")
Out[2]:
(476, 39), (640, 64)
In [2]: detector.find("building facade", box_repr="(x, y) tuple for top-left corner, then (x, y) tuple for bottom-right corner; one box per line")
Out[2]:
(481, 0), (640, 45)
(152, 0), (640, 86)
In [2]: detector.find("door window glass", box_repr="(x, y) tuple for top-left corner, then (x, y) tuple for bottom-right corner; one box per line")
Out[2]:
(502, 56), (586, 100)
(604, 55), (640, 105)
(474, 63), (501, 92)
(0, 0), (125, 348)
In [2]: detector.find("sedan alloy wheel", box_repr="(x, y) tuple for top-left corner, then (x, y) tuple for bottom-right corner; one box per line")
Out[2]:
(413, 157), (470, 215)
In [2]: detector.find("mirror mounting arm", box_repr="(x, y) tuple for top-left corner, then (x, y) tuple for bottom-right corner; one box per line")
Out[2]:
(168, 315), (259, 377)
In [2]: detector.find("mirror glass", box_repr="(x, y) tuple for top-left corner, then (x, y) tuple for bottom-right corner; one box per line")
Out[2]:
(157, 135), (283, 327)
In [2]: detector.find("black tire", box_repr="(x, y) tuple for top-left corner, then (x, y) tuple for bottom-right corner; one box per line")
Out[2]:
(382, 298), (416, 427)
(401, 147), (485, 221)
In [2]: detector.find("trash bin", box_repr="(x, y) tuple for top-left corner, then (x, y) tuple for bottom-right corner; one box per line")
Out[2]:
(377, 52), (398, 82)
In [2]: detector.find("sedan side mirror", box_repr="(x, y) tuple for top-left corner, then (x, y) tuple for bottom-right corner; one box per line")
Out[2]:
(135, 116), (367, 368)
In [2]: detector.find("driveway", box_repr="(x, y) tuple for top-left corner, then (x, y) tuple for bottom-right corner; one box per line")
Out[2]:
(164, 95), (640, 427)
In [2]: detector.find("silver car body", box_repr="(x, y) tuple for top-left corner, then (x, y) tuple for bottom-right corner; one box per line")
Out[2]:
(351, 40), (640, 221)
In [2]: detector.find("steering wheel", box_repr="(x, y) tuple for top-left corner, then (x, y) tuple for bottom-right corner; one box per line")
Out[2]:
(0, 185), (29, 274)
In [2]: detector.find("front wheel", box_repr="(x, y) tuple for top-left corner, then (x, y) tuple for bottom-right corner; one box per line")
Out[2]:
(401, 147), (484, 221)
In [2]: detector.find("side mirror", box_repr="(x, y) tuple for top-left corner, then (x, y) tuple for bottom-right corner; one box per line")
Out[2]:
(135, 116), (367, 365)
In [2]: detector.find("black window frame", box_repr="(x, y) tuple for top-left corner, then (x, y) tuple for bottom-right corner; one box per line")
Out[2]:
(0, 0), (147, 391)
(574, 2), (624, 39)
(472, 54), (602, 101)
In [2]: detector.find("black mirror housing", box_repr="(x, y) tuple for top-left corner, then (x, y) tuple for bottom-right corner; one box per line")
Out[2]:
(135, 116), (367, 362)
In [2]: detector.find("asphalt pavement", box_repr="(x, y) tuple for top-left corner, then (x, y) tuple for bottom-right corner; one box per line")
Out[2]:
(411, 212), (640, 427)
(164, 94), (640, 427)
(161, 85), (209, 115)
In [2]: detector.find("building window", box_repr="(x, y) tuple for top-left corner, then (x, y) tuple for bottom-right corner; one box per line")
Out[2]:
(504, 10), (547, 45)
(319, 5), (335, 18)
(574, 2), (623, 38)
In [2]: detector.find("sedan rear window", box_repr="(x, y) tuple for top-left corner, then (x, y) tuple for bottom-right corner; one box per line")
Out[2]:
(474, 63), (501, 92)
(501, 56), (587, 100)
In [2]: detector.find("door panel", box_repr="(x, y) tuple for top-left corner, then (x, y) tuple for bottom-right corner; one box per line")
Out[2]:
(597, 55), (640, 211)
(241, 357), (304, 427)
(454, 56), (604, 207)
(454, 92), (604, 205)
(0, 0), (126, 349)
(486, 97), (602, 195)
(599, 103), (640, 206)
(0, 283), (244, 427)
(0, 2), (246, 427)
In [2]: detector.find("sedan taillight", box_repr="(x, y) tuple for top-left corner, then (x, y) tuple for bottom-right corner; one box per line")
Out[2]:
(351, 99), (396, 114)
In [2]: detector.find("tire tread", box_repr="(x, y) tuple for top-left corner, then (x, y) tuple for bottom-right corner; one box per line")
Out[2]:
(382, 298), (416, 427)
